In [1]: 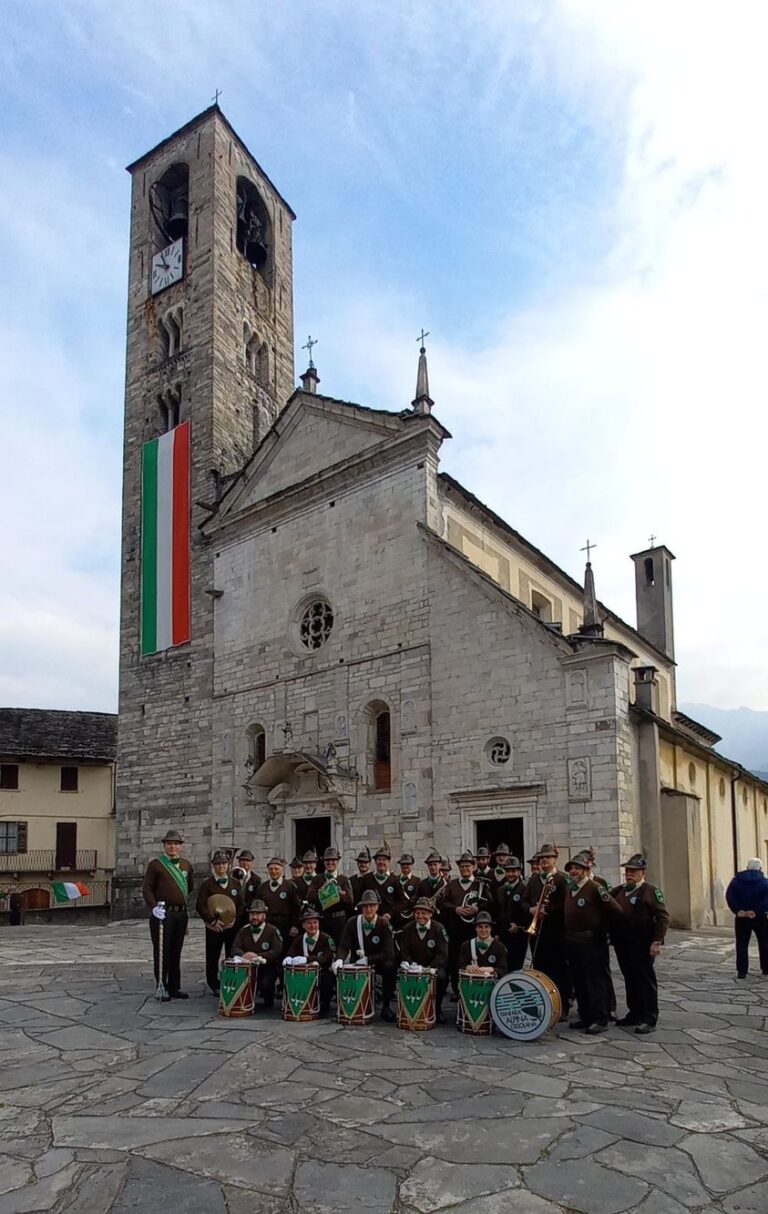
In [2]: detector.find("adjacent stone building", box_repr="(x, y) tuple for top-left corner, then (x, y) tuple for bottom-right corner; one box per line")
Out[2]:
(115, 105), (768, 925)
(0, 708), (117, 919)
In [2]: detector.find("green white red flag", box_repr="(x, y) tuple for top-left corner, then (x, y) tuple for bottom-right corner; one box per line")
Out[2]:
(141, 421), (191, 655)
(52, 881), (90, 903)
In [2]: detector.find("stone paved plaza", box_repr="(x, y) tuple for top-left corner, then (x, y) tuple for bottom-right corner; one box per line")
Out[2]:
(1, 922), (768, 1213)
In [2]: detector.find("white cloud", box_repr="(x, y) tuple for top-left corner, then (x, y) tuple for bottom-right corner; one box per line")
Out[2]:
(1, 0), (766, 712)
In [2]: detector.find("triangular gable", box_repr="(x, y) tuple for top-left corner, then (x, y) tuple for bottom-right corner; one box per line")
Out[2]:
(220, 394), (408, 517)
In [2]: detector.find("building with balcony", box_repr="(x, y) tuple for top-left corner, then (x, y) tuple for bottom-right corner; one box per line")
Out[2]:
(0, 708), (117, 921)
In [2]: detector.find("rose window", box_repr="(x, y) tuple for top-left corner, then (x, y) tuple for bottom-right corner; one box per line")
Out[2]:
(299, 600), (334, 650)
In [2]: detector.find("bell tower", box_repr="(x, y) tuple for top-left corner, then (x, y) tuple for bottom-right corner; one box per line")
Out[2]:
(115, 105), (295, 914)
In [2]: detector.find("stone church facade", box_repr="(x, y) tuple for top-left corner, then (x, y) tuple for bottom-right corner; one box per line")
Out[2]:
(115, 106), (768, 926)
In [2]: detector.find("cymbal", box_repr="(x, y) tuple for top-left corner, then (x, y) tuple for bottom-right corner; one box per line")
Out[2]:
(207, 893), (236, 929)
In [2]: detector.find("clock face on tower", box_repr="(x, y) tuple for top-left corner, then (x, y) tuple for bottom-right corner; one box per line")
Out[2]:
(151, 238), (184, 295)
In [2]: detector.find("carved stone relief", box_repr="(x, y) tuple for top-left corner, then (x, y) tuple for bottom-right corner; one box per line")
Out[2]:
(567, 757), (592, 801)
(566, 669), (588, 707)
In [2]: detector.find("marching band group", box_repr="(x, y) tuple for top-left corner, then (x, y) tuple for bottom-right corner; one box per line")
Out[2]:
(143, 831), (669, 1035)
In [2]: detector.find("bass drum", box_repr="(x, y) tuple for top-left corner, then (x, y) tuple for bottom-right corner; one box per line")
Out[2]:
(489, 969), (561, 1041)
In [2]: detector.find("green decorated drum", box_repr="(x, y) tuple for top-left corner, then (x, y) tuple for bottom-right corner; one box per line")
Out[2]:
(336, 964), (374, 1026)
(397, 968), (436, 1031)
(457, 968), (496, 1035)
(282, 963), (320, 1022)
(218, 959), (256, 1018)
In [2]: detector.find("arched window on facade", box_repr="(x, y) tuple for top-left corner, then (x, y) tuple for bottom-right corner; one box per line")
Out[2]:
(246, 724), (267, 772)
(374, 709), (391, 792)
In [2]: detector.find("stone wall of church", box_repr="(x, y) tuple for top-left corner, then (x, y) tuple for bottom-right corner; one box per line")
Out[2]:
(208, 452), (435, 867)
(425, 544), (635, 883)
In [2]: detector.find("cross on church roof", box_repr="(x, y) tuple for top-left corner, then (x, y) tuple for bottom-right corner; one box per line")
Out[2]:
(302, 335), (318, 369)
(212, 88), (223, 106)
(648, 533), (656, 548)
(416, 328), (430, 352)
(580, 539), (596, 563)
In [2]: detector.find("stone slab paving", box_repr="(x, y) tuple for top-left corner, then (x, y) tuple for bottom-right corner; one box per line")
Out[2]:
(0, 922), (767, 1213)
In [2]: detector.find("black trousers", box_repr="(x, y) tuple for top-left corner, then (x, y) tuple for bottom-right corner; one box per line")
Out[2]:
(448, 924), (475, 990)
(321, 912), (348, 950)
(505, 928), (529, 972)
(531, 929), (571, 1014)
(376, 960), (397, 1004)
(205, 925), (238, 992)
(613, 935), (659, 1025)
(255, 962), (279, 1006)
(566, 931), (611, 1025)
(150, 909), (188, 994)
(734, 916), (768, 976)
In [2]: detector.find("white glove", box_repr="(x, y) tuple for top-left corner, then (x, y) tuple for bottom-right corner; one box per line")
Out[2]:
(331, 959), (343, 976)
(152, 903), (166, 921)
(355, 958), (367, 967)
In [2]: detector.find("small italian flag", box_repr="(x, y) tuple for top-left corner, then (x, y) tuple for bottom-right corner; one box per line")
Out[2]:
(52, 881), (90, 903)
(141, 421), (191, 655)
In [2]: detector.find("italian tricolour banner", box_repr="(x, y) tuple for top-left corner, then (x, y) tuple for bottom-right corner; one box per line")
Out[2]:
(52, 881), (90, 904)
(141, 421), (191, 655)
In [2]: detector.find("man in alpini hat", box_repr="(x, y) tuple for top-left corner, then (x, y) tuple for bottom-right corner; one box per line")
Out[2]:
(142, 829), (194, 1001)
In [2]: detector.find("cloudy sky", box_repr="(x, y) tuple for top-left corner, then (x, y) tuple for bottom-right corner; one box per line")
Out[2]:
(0, 1), (766, 714)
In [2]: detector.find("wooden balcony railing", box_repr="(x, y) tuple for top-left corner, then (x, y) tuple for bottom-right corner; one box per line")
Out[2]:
(0, 849), (101, 874)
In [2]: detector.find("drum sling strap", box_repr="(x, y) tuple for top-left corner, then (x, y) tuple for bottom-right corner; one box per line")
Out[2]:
(356, 915), (369, 957)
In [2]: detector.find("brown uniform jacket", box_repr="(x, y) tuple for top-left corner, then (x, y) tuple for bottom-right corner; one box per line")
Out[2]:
(285, 930), (336, 970)
(307, 872), (354, 915)
(236, 871), (262, 911)
(142, 857), (194, 909)
(361, 872), (407, 919)
(337, 915), (395, 965)
(196, 876), (244, 925)
(610, 882), (669, 944)
(563, 879), (623, 935)
(256, 878), (302, 930)
(350, 872), (372, 905)
(398, 920), (449, 969)
(524, 870), (568, 940)
(415, 875), (447, 907)
(458, 935), (508, 977)
(231, 921), (282, 964)
(440, 877), (492, 930)
(496, 878), (530, 933)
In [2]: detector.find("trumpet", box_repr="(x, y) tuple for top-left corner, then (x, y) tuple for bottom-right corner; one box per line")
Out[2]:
(526, 873), (554, 936)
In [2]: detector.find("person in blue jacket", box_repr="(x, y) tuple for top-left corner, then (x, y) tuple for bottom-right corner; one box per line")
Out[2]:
(725, 858), (768, 978)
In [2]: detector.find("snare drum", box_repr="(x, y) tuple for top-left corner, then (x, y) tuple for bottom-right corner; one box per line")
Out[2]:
(336, 964), (374, 1026)
(397, 969), (436, 1032)
(218, 959), (256, 1018)
(282, 963), (320, 1022)
(457, 968), (496, 1035)
(490, 968), (562, 1041)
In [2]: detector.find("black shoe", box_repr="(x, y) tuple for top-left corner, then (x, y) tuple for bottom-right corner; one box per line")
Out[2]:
(616, 1014), (639, 1026)
(169, 991), (189, 1000)
(585, 1022), (608, 1035)
(569, 1019), (586, 1030)
(737, 973), (747, 979)
(318, 1006), (330, 1019)
(634, 1023), (655, 1035)
(211, 987), (220, 997)
(380, 1004), (396, 1023)
(159, 994), (171, 1003)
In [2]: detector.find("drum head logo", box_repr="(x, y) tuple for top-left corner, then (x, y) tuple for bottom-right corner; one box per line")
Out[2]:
(285, 967), (317, 1018)
(398, 972), (431, 1025)
(337, 968), (368, 1019)
(219, 965), (245, 1010)
(490, 974), (552, 1041)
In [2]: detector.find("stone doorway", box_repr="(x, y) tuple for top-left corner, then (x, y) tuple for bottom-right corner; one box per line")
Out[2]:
(473, 817), (525, 863)
(292, 816), (331, 862)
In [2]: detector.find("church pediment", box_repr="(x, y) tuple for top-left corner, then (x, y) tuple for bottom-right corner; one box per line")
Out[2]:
(217, 393), (413, 520)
